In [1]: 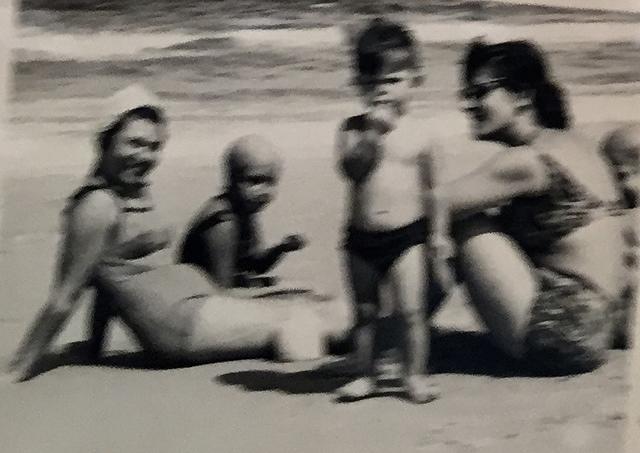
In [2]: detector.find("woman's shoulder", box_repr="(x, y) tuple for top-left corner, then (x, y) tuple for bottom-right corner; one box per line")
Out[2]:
(538, 129), (597, 155)
(66, 187), (120, 228)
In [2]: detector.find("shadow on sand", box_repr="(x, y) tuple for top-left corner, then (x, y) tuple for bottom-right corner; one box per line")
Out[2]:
(214, 327), (546, 398)
(29, 342), (183, 378)
(28, 323), (558, 389)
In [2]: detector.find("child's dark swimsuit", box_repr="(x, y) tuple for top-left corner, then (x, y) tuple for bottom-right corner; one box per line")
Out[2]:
(499, 154), (627, 374)
(343, 218), (427, 273)
(178, 195), (261, 285)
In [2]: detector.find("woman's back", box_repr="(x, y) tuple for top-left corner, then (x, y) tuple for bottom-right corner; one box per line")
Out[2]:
(510, 131), (628, 300)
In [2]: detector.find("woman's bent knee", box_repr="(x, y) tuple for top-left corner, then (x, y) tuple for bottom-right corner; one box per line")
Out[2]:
(523, 277), (612, 375)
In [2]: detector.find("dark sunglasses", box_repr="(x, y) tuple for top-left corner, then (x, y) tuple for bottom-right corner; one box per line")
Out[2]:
(128, 137), (163, 152)
(459, 78), (506, 100)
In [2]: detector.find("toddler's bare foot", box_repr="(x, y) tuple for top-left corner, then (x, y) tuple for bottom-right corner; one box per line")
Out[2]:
(335, 377), (376, 402)
(404, 376), (440, 404)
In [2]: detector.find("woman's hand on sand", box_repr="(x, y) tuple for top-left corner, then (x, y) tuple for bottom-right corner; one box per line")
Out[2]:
(0, 368), (21, 385)
(3, 351), (35, 383)
(280, 234), (307, 253)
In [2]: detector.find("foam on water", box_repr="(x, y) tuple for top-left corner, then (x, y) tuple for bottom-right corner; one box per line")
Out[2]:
(224, 21), (640, 47)
(494, 0), (640, 13)
(14, 20), (640, 62)
(16, 26), (206, 61)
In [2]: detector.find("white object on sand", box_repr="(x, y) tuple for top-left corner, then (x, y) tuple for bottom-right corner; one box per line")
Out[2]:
(274, 305), (327, 362)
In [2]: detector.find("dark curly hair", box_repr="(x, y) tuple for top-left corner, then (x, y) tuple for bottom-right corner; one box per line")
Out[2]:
(353, 17), (423, 86)
(462, 39), (570, 130)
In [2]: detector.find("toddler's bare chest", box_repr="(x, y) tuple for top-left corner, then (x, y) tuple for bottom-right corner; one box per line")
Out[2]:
(379, 126), (429, 163)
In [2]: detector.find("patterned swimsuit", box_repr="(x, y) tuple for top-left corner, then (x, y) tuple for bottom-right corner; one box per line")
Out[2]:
(499, 154), (627, 374)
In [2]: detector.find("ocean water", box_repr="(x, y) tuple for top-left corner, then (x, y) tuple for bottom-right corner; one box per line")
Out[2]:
(9, 1), (640, 134)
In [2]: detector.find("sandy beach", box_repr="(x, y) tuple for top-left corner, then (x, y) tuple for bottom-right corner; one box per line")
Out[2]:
(0, 117), (635, 453)
(2, 2), (640, 452)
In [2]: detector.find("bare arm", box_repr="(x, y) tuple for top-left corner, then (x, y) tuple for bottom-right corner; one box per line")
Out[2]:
(203, 219), (239, 289)
(9, 191), (117, 381)
(419, 146), (456, 298)
(427, 150), (549, 220)
(335, 119), (380, 183)
(245, 234), (306, 276)
(245, 244), (286, 275)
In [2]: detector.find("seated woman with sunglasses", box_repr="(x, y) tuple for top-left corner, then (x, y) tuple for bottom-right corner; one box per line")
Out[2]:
(427, 40), (629, 375)
(7, 85), (346, 382)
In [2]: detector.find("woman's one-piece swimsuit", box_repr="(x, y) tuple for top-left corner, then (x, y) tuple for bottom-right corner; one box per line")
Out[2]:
(65, 176), (207, 356)
(499, 154), (627, 374)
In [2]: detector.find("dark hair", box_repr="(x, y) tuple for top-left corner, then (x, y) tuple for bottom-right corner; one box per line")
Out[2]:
(353, 17), (422, 85)
(97, 106), (165, 154)
(462, 40), (570, 130)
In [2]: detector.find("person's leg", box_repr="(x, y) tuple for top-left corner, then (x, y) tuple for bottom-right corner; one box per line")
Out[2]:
(612, 285), (635, 349)
(452, 215), (539, 358)
(613, 232), (638, 349)
(524, 269), (611, 374)
(389, 245), (439, 403)
(87, 291), (115, 359)
(335, 253), (381, 401)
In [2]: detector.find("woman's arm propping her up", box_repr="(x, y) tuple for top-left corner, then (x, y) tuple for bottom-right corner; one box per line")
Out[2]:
(8, 191), (118, 382)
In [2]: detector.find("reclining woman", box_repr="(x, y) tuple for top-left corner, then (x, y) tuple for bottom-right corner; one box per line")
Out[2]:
(429, 40), (631, 375)
(8, 85), (347, 382)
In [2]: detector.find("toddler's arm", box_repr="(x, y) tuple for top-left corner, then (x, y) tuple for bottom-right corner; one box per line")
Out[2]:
(202, 219), (239, 288)
(244, 234), (306, 276)
(335, 117), (381, 183)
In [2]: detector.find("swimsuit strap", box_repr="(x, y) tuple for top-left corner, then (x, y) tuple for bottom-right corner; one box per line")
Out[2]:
(539, 153), (624, 220)
(539, 154), (601, 207)
(67, 174), (153, 214)
(66, 177), (164, 263)
(65, 176), (122, 237)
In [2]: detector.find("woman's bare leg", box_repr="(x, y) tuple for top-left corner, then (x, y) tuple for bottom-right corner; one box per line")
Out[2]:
(452, 215), (539, 358)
